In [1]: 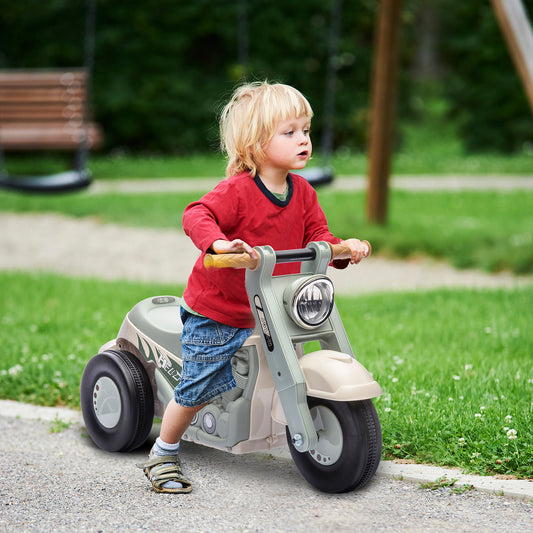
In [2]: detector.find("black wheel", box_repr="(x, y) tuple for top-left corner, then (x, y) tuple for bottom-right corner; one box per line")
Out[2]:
(80, 349), (154, 452)
(286, 397), (382, 493)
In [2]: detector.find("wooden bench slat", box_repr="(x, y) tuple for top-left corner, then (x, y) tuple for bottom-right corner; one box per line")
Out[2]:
(0, 104), (84, 121)
(0, 70), (87, 86)
(0, 88), (85, 103)
(0, 123), (102, 150)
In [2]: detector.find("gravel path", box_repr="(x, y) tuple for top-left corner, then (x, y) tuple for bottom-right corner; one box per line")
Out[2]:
(1, 212), (531, 294)
(1, 407), (531, 533)
(3, 175), (533, 294)
(89, 174), (533, 194)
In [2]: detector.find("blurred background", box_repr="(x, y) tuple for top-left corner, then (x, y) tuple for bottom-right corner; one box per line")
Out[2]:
(1, 0), (532, 157)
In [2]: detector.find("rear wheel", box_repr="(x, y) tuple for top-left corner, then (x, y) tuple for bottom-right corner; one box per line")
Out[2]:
(286, 397), (381, 493)
(80, 349), (154, 452)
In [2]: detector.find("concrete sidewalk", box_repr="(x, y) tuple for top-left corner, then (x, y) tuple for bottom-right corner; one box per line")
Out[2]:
(4, 411), (532, 533)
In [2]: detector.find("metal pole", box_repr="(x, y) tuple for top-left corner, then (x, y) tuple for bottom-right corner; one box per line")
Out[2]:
(76, 0), (96, 174)
(238, 0), (249, 78)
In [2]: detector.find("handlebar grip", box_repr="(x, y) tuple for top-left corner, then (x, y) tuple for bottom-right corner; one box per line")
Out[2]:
(204, 240), (371, 269)
(204, 252), (259, 270)
(329, 240), (371, 261)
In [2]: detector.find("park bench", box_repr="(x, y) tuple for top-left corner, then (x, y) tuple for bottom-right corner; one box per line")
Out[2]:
(0, 68), (102, 150)
(0, 68), (102, 191)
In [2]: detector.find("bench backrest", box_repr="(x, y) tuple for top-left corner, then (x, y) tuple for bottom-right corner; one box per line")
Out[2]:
(0, 69), (102, 150)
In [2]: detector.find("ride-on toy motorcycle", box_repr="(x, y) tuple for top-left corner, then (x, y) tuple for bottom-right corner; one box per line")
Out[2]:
(81, 241), (382, 493)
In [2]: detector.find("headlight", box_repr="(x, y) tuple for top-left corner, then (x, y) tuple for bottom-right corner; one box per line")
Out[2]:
(285, 276), (334, 329)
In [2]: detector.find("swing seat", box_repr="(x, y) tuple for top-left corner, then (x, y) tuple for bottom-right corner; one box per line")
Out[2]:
(0, 170), (91, 193)
(299, 166), (334, 187)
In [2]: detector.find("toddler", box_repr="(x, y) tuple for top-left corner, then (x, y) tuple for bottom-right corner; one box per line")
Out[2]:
(138, 81), (369, 493)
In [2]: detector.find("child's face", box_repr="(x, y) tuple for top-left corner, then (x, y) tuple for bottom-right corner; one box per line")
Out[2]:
(261, 115), (312, 175)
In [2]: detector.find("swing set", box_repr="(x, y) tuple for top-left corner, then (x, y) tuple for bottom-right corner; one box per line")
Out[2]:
(367, 0), (533, 223)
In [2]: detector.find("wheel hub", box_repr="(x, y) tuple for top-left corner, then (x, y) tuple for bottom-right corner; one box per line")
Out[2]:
(308, 405), (343, 465)
(93, 376), (121, 429)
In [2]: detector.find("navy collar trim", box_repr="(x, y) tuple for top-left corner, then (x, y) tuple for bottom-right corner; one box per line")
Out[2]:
(253, 173), (293, 207)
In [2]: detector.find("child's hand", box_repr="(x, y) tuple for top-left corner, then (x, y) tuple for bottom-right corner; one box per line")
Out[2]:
(211, 239), (258, 260)
(340, 238), (371, 265)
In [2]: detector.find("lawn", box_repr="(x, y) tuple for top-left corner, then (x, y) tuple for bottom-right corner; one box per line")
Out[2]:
(3, 145), (533, 179)
(0, 272), (531, 478)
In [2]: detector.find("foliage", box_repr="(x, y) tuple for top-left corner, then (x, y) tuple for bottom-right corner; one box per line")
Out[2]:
(0, 0), (378, 153)
(1, 1), (532, 153)
(437, 0), (533, 153)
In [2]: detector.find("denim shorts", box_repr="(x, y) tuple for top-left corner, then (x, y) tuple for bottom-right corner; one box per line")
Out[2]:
(174, 308), (253, 408)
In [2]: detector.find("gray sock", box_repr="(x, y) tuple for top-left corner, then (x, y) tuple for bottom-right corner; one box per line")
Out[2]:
(152, 437), (182, 489)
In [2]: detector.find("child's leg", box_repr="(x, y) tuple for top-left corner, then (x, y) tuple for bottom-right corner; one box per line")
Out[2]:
(141, 309), (253, 493)
(148, 400), (204, 491)
(159, 400), (203, 445)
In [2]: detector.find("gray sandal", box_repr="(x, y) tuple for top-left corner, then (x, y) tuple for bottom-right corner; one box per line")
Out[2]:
(137, 450), (193, 493)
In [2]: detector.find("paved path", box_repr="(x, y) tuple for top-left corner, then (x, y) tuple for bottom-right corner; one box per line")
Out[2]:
(1, 212), (531, 295)
(0, 400), (531, 533)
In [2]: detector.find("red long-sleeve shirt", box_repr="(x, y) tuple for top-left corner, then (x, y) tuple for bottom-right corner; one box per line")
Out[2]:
(182, 172), (344, 328)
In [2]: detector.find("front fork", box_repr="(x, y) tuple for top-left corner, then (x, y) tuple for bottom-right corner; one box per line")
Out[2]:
(246, 243), (335, 453)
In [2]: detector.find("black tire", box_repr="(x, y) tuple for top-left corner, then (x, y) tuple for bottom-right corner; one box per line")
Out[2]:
(286, 397), (382, 493)
(80, 349), (154, 452)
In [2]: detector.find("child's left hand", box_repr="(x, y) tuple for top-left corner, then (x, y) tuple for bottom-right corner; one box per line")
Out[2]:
(340, 238), (371, 264)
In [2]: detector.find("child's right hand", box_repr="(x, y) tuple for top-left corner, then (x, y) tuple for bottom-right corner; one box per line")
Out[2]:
(211, 239), (258, 260)
(337, 238), (370, 264)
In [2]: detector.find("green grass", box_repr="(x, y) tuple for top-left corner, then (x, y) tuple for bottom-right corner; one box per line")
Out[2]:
(0, 189), (200, 229)
(0, 271), (531, 478)
(0, 272), (179, 408)
(1, 153), (227, 180)
(3, 145), (532, 179)
(1, 188), (532, 274)
(319, 189), (533, 274)
(339, 288), (533, 479)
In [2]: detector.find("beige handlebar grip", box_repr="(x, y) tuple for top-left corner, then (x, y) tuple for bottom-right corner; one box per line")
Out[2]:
(329, 240), (371, 261)
(204, 252), (259, 270)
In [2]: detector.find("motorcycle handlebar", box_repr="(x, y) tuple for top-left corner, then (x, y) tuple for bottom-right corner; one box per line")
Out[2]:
(203, 240), (371, 270)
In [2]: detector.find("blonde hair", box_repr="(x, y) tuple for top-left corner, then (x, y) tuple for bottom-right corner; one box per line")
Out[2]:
(220, 81), (313, 177)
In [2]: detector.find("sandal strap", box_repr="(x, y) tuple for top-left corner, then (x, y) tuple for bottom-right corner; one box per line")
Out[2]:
(137, 453), (179, 470)
(137, 453), (192, 492)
